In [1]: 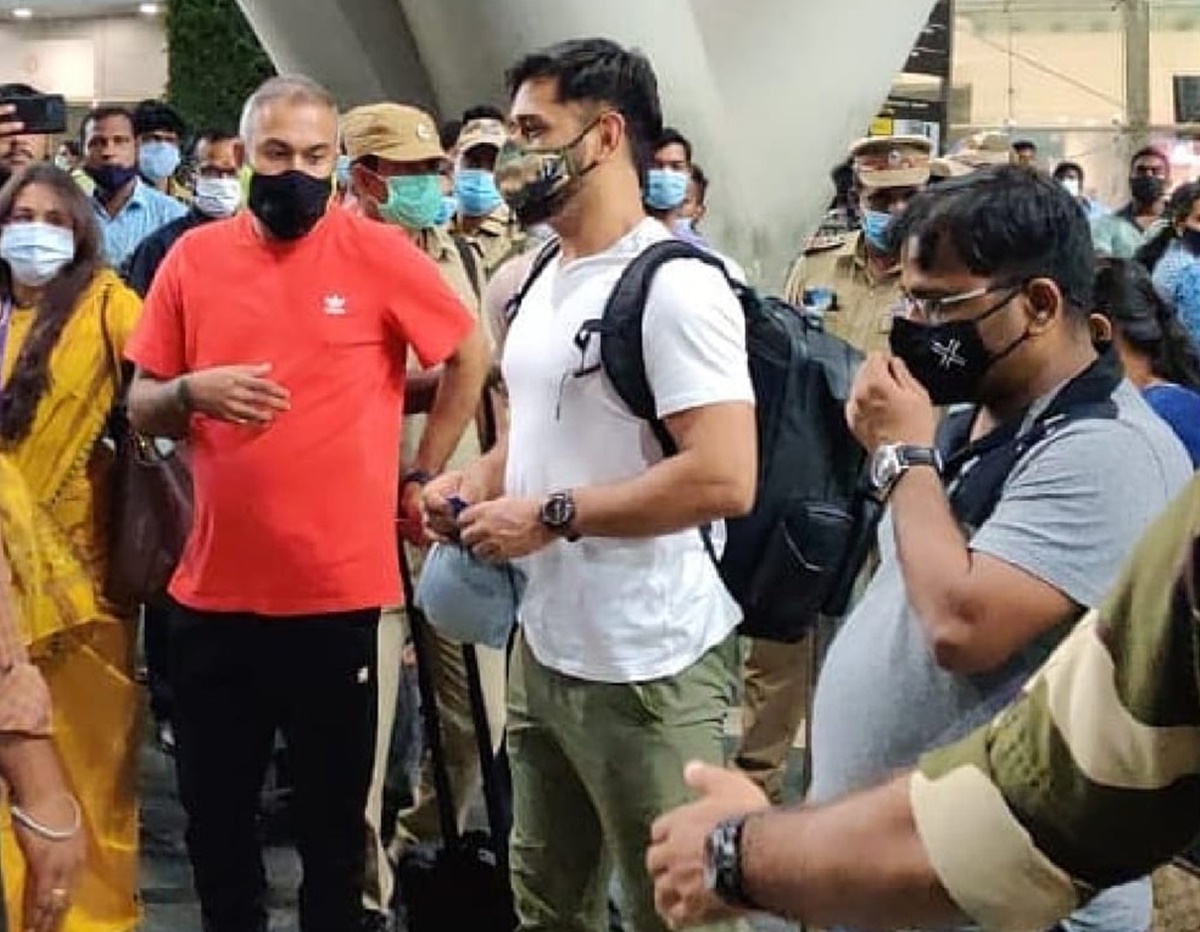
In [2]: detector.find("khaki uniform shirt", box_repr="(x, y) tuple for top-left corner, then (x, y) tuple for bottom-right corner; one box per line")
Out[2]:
(403, 225), (486, 469)
(912, 475), (1200, 932)
(782, 231), (902, 355)
(452, 204), (526, 280)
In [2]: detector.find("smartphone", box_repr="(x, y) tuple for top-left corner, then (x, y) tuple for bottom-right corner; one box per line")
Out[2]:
(1, 94), (67, 136)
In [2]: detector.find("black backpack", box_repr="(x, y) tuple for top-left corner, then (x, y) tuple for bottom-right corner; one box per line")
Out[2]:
(507, 238), (866, 642)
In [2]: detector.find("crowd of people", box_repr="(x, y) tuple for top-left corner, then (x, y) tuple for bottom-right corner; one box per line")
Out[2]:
(0, 32), (1196, 932)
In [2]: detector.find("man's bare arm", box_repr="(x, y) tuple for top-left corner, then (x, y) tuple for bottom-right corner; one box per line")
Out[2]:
(571, 401), (757, 538)
(408, 324), (490, 475)
(127, 368), (191, 438)
(741, 776), (964, 930)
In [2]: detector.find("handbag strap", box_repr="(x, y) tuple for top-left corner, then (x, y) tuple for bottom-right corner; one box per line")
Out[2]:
(397, 539), (462, 849)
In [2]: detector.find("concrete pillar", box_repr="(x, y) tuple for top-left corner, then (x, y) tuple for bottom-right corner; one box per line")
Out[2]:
(236, 0), (937, 289)
(1123, 0), (1151, 152)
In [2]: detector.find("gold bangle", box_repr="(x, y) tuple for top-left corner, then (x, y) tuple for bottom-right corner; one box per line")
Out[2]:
(11, 794), (81, 841)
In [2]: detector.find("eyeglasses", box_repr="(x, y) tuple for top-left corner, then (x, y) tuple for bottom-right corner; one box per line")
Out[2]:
(896, 283), (1023, 325)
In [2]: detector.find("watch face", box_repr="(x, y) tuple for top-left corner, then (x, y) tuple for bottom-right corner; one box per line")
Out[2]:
(870, 445), (901, 491)
(542, 493), (573, 528)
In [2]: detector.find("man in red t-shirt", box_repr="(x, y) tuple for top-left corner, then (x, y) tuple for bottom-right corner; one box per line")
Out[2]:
(125, 74), (488, 932)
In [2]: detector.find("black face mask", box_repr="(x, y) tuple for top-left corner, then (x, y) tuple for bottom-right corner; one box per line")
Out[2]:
(889, 288), (1030, 405)
(247, 170), (330, 241)
(1129, 174), (1164, 205)
(1181, 228), (1200, 256)
(86, 163), (139, 196)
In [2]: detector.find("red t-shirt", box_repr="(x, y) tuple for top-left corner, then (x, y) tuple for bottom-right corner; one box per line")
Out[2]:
(125, 208), (473, 616)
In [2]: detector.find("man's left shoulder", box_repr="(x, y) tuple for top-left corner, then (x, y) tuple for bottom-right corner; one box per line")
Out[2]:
(142, 184), (188, 217)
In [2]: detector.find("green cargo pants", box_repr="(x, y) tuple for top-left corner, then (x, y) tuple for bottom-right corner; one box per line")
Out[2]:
(507, 632), (744, 932)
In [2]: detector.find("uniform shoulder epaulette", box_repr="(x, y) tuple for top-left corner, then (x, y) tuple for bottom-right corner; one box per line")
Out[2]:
(803, 231), (850, 255)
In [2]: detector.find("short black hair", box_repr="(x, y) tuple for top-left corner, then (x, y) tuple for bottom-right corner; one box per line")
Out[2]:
(81, 105), (135, 146)
(1130, 146), (1168, 170)
(1012, 139), (1037, 154)
(192, 128), (239, 157)
(133, 99), (187, 139)
(461, 104), (505, 124)
(1094, 258), (1200, 391)
(890, 165), (1094, 318)
(1053, 160), (1083, 182)
(1135, 181), (1200, 273)
(59, 140), (81, 158)
(655, 127), (692, 162)
(439, 119), (462, 152)
(689, 162), (709, 203)
(0, 83), (38, 98)
(505, 38), (663, 174)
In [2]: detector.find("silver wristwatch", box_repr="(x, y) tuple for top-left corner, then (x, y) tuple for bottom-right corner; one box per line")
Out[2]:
(869, 443), (943, 500)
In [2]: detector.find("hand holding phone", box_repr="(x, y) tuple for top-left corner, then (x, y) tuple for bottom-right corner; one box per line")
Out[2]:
(0, 94), (67, 137)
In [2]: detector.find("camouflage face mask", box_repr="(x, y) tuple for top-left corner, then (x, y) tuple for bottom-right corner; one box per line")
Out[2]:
(494, 114), (605, 227)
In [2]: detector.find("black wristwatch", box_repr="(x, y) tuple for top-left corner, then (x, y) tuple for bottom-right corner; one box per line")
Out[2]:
(539, 490), (580, 542)
(175, 375), (194, 413)
(704, 815), (759, 910)
(869, 443), (943, 500)
(402, 468), (434, 488)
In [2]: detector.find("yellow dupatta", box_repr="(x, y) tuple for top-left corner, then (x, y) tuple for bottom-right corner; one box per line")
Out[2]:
(0, 269), (130, 647)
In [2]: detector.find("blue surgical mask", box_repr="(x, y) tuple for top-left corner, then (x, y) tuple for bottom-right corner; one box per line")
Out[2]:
(645, 168), (689, 211)
(335, 154), (352, 188)
(138, 140), (181, 183)
(455, 168), (503, 218)
(670, 216), (708, 249)
(375, 173), (444, 230)
(861, 208), (893, 252)
(1, 221), (75, 287)
(434, 194), (457, 227)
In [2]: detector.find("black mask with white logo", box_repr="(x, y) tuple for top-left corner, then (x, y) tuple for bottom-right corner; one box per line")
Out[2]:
(889, 288), (1030, 405)
(248, 170), (330, 240)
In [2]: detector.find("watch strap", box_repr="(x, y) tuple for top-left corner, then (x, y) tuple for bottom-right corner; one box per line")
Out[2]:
(708, 815), (759, 910)
(896, 444), (943, 473)
(403, 468), (434, 488)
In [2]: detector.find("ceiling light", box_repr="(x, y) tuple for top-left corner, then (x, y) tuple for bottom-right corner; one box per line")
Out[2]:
(12, 8), (32, 18)
(139, 3), (160, 14)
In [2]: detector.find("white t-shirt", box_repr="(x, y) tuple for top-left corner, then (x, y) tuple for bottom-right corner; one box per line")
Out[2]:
(503, 218), (754, 682)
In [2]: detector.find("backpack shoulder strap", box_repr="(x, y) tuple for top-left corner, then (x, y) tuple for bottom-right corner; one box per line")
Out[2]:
(451, 234), (483, 302)
(504, 237), (562, 325)
(598, 239), (733, 455)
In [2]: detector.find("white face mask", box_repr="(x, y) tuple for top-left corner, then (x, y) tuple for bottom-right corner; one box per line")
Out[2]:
(1, 221), (75, 287)
(1060, 177), (1081, 199)
(53, 155), (71, 171)
(193, 176), (243, 219)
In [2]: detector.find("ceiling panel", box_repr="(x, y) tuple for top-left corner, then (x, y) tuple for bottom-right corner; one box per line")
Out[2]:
(0, 0), (158, 19)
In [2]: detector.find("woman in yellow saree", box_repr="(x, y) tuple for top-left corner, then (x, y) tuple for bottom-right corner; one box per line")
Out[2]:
(0, 163), (143, 932)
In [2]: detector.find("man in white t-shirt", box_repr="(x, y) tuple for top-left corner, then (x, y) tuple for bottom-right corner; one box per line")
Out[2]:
(423, 37), (756, 932)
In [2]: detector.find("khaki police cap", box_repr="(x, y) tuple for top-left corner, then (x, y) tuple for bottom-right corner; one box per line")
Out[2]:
(953, 131), (1012, 168)
(930, 156), (973, 179)
(342, 103), (444, 163)
(850, 135), (933, 189)
(457, 118), (508, 156)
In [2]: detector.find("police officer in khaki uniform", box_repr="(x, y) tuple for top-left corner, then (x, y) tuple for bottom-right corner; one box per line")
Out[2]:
(450, 117), (525, 279)
(340, 102), (507, 930)
(738, 135), (932, 803)
(783, 135), (932, 355)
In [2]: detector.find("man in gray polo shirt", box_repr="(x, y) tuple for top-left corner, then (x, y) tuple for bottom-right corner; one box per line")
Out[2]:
(808, 167), (1191, 932)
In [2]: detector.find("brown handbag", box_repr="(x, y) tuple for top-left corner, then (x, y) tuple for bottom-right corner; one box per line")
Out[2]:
(99, 289), (193, 607)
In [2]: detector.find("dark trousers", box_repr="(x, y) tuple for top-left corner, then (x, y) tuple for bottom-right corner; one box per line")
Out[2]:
(169, 605), (380, 932)
(143, 598), (175, 723)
